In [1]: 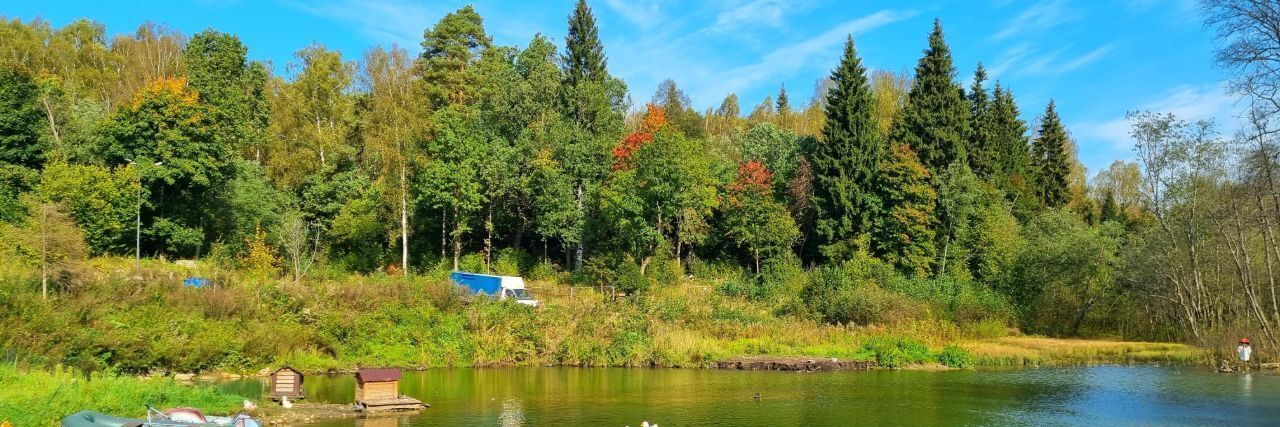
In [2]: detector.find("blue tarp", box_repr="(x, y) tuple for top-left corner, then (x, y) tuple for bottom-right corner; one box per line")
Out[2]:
(183, 277), (210, 288)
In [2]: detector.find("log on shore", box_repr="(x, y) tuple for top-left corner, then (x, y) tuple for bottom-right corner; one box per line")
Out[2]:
(714, 357), (873, 371)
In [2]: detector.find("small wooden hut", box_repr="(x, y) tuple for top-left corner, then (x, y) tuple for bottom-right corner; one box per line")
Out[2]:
(355, 368), (427, 412)
(267, 366), (305, 401)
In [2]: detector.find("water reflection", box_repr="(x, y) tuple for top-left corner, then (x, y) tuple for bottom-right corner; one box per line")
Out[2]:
(220, 366), (1280, 426)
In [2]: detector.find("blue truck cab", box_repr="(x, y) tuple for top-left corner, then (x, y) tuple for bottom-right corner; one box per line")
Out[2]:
(449, 272), (539, 307)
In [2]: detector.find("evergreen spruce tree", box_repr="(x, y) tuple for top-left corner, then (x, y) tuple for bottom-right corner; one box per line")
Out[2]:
(991, 83), (1030, 180)
(967, 63), (998, 178)
(776, 84), (791, 114)
(564, 0), (607, 86)
(1099, 189), (1120, 223)
(810, 35), (882, 258)
(1031, 100), (1071, 208)
(891, 19), (970, 174)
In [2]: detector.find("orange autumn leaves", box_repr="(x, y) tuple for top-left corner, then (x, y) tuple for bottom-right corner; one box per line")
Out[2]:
(613, 103), (778, 206)
(612, 103), (667, 170)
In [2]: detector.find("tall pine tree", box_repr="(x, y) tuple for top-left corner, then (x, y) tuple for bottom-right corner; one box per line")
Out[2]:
(991, 83), (1030, 181)
(776, 84), (790, 114)
(967, 63), (998, 178)
(810, 35), (881, 258)
(891, 19), (970, 174)
(1031, 100), (1070, 208)
(559, 0), (625, 270)
(564, 0), (607, 86)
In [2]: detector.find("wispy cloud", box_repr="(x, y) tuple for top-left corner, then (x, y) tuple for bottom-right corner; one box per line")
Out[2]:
(283, 0), (436, 51)
(707, 0), (796, 33)
(603, 0), (665, 28)
(693, 9), (917, 104)
(988, 43), (1114, 78)
(992, 0), (1078, 41)
(1075, 84), (1240, 151)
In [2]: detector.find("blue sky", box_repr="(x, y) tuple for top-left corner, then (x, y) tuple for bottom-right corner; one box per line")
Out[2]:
(5, 0), (1240, 175)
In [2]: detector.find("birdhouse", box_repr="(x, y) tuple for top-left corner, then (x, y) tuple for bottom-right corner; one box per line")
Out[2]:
(355, 368), (401, 402)
(355, 368), (427, 411)
(267, 367), (305, 401)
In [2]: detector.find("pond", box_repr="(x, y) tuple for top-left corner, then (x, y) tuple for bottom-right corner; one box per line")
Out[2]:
(221, 366), (1280, 426)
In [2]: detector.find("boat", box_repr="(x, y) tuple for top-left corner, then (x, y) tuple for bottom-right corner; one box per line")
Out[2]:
(61, 406), (262, 427)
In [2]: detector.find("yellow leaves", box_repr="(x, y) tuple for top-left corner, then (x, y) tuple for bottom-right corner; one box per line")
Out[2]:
(133, 76), (199, 108)
(241, 225), (279, 280)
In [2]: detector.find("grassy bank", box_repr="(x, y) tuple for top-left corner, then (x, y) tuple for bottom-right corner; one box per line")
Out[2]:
(0, 364), (244, 426)
(0, 255), (1199, 376)
(962, 337), (1202, 367)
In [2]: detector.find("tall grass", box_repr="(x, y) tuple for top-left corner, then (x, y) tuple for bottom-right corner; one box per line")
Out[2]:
(0, 364), (244, 426)
(0, 252), (1200, 374)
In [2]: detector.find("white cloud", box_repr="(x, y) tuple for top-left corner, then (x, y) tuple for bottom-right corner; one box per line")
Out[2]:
(690, 9), (917, 104)
(283, 0), (438, 51)
(603, 0), (665, 28)
(708, 0), (794, 33)
(992, 0), (1078, 41)
(1060, 44), (1114, 72)
(988, 43), (1114, 79)
(1075, 83), (1240, 151)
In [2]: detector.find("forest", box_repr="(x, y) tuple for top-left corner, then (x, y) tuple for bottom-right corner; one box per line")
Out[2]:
(0, 0), (1273, 373)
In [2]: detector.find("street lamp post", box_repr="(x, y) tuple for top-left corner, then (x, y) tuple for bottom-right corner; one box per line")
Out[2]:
(126, 159), (162, 268)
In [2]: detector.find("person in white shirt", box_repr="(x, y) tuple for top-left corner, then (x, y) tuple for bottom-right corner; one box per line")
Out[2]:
(1238, 338), (1253, 372)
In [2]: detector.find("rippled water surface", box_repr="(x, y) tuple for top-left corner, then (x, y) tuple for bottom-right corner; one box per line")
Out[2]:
(220, 366), (1280, 426)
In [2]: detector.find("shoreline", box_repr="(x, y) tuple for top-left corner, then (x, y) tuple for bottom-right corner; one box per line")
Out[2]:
(175, 336), (1205, 379)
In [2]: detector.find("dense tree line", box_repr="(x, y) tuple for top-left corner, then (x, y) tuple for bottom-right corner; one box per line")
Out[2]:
(1, 2), (1129, 338)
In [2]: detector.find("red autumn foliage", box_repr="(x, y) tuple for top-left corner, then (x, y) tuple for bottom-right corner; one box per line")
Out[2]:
(729, 160), (773, 201)
(612, 104), (668, 170)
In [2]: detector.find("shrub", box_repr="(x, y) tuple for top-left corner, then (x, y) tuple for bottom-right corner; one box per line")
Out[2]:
(526, 259), (558, 281)
(937, 345), (974, 368)
(0, 364), (245, 426)
(459, 253), (486, 274)
(804, 263), (926, 326)
(614, 258), (649, 294)
(861, 336), (932, 368)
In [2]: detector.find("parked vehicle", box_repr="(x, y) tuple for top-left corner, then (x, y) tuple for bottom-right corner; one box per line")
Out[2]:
(449, 272), (539, 307)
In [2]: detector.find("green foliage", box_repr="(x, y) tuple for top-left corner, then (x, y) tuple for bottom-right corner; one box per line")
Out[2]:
(184, 30), (265, 152)
(0, 68), (46, 169)
(873, 144), (936, 275)
(891, 19), (970, 174)
(861, 336), (932, 368)
(0, 164), (38, 223)
(1031, 101), (1071, 208)
(740, 123), (800, 187)
(599, 128), (718, 269)
(936, 344), (974, 368)
(105, 77), (229, 257)
(37, 162), (136, 254)
(1007, 209), (1119, 335)
(419, 5), (492, 107)
(0, 364), (245, 427)
(803, 256), (926, 325)
(811, 36), (883, 257)
(563, 0), (607, 86)
(967, 64), (998, 178)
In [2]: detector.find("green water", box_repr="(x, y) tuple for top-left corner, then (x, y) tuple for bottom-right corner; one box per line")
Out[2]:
(222, 366), (1280, 426)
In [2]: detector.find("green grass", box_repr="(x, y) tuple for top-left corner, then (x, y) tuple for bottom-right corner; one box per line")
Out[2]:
(0, 364), (245, 426)
(0, 255), (1201, 375)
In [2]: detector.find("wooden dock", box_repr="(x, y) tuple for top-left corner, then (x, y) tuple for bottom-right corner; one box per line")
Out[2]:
(356, 397), (429, 412)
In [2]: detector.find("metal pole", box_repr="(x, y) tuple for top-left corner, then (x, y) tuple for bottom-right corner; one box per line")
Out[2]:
(136, 183), (142, 268)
